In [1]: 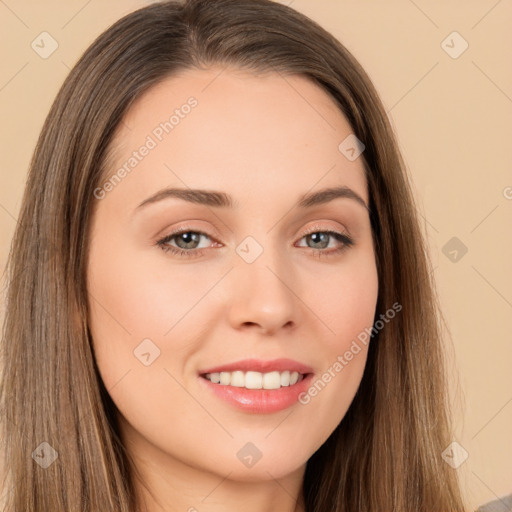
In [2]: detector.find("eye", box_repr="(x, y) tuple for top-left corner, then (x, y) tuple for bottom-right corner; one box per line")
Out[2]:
(156, 228), (217, 259)
(156, 225), (354, 259)
(296, 227), (354, 258)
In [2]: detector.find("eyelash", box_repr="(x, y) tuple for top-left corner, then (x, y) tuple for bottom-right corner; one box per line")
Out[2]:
(156, 224), (354, 259)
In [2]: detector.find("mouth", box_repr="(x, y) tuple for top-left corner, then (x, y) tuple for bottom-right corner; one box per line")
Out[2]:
(197, 358), (314, 413)
(201, 370), (308, 390)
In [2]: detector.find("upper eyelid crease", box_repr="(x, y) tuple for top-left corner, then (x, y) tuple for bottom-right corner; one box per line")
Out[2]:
(135, 186), (370, 213)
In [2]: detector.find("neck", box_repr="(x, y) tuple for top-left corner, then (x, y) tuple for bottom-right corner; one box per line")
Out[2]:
(131, 453), (307, 512)
(120, 421), (307, 512)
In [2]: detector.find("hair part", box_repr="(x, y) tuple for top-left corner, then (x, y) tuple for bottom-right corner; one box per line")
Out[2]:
(1, 0), (466, 510)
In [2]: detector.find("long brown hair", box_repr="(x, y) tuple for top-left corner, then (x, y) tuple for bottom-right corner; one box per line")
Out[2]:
(0, 0), (466, 510)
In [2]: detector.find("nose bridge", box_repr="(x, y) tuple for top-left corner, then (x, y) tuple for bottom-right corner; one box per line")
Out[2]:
(227, 237), (298, 333)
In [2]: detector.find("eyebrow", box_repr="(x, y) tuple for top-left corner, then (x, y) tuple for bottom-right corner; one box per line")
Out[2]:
(135, 185), (369, 212)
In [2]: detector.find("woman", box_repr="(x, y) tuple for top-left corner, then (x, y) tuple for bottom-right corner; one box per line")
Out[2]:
(0, 0), (469, 510)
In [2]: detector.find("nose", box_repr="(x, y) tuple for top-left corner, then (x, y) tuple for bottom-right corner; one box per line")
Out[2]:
(227, 251), (299, 335)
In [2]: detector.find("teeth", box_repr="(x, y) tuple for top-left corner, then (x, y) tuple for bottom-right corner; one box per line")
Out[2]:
(219, 372), (231, 385)
(263, 371), (280, 389)
(204, 370), (304, 389)
(246, 371), (263, 389)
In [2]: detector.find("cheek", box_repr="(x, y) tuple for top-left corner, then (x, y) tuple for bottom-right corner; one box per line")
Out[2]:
(88, 251), (200, 337)
(296, 251), (378, 437)
(86, 238), (212, 385)
(310, 250), (379, 353)
(86, 239), (211, 461)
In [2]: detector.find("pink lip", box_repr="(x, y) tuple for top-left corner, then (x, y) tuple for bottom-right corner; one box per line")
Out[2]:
(197, 358), (315, 414)
(199, 358), (314, 375)
(198, 373), (314, 414)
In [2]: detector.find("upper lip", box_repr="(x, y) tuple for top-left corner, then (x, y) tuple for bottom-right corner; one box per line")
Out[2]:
(199, 358), (314, 375)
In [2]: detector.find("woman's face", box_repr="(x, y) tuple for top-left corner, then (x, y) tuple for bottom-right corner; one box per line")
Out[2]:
(87, 67), (378, 484)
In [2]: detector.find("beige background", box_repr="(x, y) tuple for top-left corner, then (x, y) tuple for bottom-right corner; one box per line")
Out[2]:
(1, 1), (511, 509)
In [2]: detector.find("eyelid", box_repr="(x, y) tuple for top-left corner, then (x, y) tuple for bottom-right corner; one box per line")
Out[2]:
(300, 222), (351, 238)
(154, 220), (221, 241)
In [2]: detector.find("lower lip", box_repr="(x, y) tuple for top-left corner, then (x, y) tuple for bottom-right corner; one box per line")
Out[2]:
(198, 373), (314, 414)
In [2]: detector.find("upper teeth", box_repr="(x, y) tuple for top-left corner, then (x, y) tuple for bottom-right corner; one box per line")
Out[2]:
(204, 370), (303, 390)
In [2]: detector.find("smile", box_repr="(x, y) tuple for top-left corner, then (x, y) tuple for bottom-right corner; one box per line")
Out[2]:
(202, 370), (306, 390)
(198, 358), (315, 413)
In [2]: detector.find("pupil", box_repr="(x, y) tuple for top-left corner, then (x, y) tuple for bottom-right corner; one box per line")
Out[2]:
(179, 232), (199, 249)
(310, 232), (328, 249)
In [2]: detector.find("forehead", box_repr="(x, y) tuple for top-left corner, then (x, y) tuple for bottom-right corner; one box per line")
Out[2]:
(103, 66), (368, 212)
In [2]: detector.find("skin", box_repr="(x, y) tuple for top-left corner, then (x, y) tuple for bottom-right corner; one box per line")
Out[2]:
(87, 66), (378, 512)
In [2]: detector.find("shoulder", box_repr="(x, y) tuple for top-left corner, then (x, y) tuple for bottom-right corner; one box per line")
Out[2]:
(476, 494), (512, 512)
